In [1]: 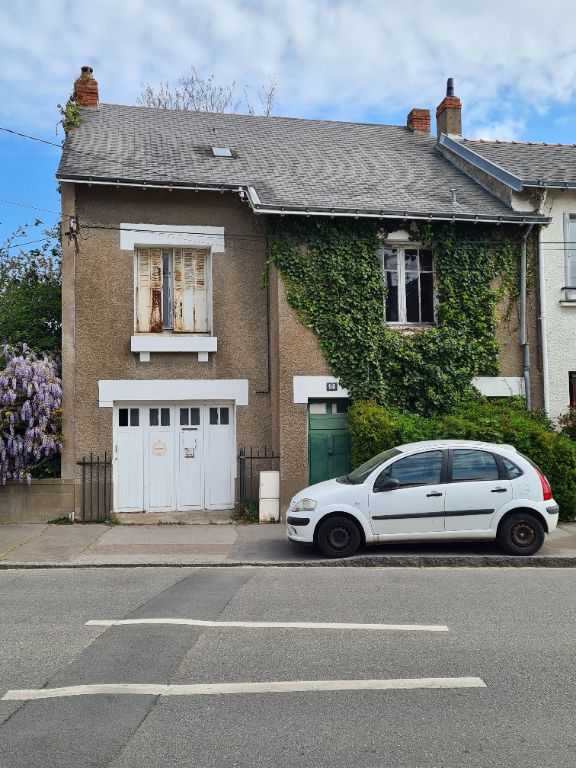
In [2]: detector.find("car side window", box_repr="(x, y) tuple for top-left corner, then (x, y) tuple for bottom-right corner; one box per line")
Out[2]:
(500, 456), (523, 479)
(376, 450), (443, 488)
(451, 450), (499, 482)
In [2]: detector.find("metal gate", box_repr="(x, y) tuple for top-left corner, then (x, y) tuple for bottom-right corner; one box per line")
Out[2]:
(76, 453), (112, 522)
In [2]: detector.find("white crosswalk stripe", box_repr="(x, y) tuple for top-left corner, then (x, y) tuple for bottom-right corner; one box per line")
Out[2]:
(85, 618), (450, 631)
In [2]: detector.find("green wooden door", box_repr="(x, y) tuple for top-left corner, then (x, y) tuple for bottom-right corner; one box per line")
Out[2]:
(308, 402), (351, 485)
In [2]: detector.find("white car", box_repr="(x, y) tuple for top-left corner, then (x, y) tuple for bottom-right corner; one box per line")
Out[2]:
(287, 440), (559, 558)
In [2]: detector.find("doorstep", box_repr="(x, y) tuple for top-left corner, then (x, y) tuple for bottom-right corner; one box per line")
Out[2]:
(115, 510), (233, 525)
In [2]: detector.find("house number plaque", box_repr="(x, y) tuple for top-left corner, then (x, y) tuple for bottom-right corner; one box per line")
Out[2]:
(326, 382), (338, 391)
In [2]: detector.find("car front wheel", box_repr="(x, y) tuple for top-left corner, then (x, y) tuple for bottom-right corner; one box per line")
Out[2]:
(497, 512), (545, 556)
(316, 515), (361, 558)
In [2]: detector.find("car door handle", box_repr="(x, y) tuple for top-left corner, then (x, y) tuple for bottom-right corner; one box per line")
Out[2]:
(426, 491), (443, 497)
(491, 487), (508, 493)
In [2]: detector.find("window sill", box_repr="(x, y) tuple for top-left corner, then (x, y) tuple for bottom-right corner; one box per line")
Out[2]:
(131, 335), (217, 362)
(559, 301), (576, 307)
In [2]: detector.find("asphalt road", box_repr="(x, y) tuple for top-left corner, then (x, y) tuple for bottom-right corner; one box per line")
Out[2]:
(1, 566), (576, 767)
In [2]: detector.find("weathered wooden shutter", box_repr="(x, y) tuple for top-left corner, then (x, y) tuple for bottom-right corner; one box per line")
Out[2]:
(173, 248), (209, 332)
(136, 248), (163, 332)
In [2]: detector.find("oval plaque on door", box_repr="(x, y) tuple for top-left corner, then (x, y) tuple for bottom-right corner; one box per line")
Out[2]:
(151, 440), (168, 457)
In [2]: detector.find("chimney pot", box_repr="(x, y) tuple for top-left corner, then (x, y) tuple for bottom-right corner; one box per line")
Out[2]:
(73, 66), (99, 108)
(407, 108), (430, 134)
(436, 77), (461, 139)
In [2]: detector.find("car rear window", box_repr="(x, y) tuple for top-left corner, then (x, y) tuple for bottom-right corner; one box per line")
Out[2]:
(500, 456), (523, 479)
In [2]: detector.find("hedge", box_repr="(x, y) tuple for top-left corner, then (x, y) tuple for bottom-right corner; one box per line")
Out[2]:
(348, 398), (576, 522)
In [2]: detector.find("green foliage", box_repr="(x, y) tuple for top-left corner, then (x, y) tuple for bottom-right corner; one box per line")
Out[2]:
(0, 225), (61, 354)
(57, 96), (83, 134)
(267, 218), (522, 414)
(47, 516), (73, 525)
(558, 408), (576, 441)
(232, 499), (259, 524)
(349, 398), (576, 521)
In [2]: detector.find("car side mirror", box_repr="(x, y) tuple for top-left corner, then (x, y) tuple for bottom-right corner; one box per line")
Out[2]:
(374, 477), (400, 493)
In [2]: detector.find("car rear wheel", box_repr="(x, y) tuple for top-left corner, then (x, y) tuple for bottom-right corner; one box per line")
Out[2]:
(497, 512), (545, 556)
(316, 515), (361, 558)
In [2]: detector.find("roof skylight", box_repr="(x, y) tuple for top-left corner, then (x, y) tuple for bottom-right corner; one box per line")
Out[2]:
(212, 147), (233, 158)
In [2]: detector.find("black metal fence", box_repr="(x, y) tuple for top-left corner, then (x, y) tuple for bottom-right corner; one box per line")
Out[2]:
(238, 446), (280, 503)
(76, 453), (112, 522)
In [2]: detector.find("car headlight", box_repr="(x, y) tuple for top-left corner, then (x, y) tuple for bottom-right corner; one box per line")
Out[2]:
(293, 498), (317, 512)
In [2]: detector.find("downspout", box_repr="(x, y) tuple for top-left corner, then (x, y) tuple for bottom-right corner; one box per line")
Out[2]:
(536, 191), (550, 414)
(520, 224), (534, 409)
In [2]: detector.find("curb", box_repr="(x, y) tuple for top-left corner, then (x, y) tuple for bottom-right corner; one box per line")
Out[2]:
(2, 555), (576, 569)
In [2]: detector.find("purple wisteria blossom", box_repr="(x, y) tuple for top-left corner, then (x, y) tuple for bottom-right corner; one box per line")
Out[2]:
(0, 344), (62, 485)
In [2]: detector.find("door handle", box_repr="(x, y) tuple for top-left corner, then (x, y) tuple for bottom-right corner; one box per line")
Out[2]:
(491, 487), (508, 493)
(426, 491), (443, 497)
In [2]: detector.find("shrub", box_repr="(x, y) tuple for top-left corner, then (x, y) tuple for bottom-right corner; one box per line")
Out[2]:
(558, 408), (576, 441)
(348, 398), (576, 521)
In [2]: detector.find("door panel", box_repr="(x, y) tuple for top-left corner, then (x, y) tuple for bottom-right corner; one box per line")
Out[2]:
(309, 407), (351, 485)
(147, 426), (174, 511)
(369, 450), (446, 535)
(206, 405), (234, 509)
(116, 430), (144, 512)
(444, 449), (512, 531)
(177, 425), (203, 509)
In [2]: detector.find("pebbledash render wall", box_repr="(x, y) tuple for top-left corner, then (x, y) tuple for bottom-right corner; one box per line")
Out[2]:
(60, 184), (273, 509)
(59, 181), (542, 515)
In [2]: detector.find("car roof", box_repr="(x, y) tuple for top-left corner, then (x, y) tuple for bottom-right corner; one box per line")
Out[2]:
(397, 439), (517, 454)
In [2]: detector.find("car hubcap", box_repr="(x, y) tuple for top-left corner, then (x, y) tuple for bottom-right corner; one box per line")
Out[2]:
(328, 525), (350, 550)
(510, 521), (536, 548)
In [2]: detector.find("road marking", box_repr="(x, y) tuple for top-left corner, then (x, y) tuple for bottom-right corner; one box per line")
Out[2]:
(2, 677), (486, 701)
(85, 618), (449, 632)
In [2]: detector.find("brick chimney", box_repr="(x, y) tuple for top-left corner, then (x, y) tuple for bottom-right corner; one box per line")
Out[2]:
(407, 108), (430, 133)
(436, 77), (461, 138)
(73, 66), (99, 108)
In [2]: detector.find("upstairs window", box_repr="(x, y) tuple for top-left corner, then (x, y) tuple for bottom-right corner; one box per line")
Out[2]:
(381, 246), (435, 324)
(565, 215), (576, 301)
(136, 247), (209, 333)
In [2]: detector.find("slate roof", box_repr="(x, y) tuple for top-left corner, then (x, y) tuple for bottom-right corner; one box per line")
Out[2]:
(456, 138), (576, 188)
(57, 104), (544, 222)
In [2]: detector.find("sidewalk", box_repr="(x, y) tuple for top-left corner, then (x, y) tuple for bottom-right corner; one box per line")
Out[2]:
(2, 521), (576, 568)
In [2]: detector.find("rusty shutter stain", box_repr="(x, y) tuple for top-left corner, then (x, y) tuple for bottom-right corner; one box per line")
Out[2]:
(137, 248), (163, 333)
(173, 248), (209, 333)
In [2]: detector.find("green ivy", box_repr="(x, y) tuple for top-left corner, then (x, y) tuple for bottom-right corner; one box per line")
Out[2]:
(267, 217), (523, 414)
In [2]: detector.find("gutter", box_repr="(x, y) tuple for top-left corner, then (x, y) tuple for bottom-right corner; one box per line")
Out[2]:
(56, 174), (549, 226)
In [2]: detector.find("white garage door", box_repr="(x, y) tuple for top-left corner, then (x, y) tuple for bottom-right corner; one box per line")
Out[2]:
(114, 402), (234, 512)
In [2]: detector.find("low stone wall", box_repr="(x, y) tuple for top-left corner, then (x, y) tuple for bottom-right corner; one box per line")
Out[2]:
(0, 479), (75, 523)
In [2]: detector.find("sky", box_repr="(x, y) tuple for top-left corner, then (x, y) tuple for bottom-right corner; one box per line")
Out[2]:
(1, 0), (576, 244)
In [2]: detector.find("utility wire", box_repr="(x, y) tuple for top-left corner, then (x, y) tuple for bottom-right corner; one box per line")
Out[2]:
(0, 198), (62, 215)
(3, 237), (56, 251)
(0, 127), (62, 148)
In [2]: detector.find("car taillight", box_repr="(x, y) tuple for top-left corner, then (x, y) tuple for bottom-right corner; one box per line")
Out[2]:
(536, 468), (553, 501)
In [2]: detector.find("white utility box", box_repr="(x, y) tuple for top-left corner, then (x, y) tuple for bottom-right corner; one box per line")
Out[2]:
(259, 470), (280, 522)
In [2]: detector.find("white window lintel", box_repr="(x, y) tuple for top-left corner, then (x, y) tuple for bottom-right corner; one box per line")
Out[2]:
(121, 223), (225, 252)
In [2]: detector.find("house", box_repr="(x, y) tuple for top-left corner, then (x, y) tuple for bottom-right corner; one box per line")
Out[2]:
(56, 68), (547, 517)
(438, 127), (576, 421)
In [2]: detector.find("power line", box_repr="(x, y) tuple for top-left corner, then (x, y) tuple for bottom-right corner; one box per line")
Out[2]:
(0, 198), (61, 215)
(0, 127), (62, 148)
(3, 237), (57, 251)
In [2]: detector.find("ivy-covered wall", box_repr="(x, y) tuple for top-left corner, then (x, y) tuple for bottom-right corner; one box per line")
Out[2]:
(267, 217), (530, 415)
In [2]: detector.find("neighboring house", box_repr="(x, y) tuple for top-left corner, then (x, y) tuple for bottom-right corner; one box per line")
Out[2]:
(439, 129), (576, 421)
(56, 69), (546, 516)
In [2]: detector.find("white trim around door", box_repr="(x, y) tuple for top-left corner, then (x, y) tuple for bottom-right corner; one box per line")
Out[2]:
(99, 379), (249, 408)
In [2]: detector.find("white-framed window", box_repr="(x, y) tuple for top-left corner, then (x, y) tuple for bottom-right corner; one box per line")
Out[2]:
(381, 245), (435, 324)
(564, 214), (576, 301)
(136, 247), (210, 333)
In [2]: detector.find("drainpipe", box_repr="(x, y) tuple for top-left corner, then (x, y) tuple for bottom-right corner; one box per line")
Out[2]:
(536, 191), (550, 415)
(520, 224), (534, 409)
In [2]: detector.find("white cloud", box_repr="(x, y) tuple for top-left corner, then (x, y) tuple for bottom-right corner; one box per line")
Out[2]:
(1, 0), (575, 140)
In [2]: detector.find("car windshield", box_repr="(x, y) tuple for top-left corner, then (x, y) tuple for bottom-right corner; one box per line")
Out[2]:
(346, 448), (402, 484)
